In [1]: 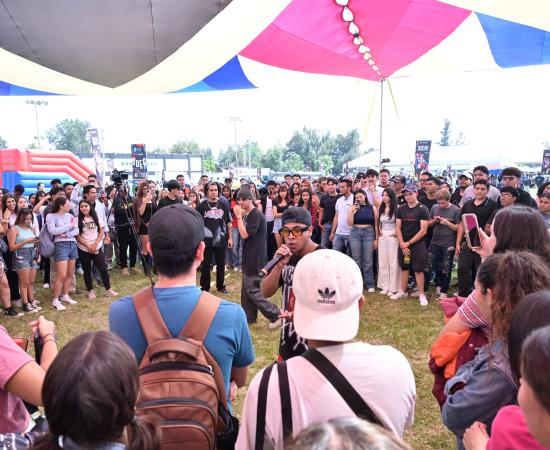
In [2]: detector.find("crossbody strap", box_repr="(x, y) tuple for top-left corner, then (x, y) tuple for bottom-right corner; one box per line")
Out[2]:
(302, 348), (385, 428)
(255, 364), (274, 450)
(277, 361), (293, 439)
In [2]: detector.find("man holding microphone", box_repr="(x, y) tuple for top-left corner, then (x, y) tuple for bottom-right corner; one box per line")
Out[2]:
(261, 207), (322, 360)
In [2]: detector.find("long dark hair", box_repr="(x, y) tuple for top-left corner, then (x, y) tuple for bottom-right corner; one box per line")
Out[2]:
(31, 331), (160, 450)
(51, 197), (68, 214)
(2, 194), (16, 213)
(78, 200), (100, 234)
(290, 182), (301, 200)
(379, 187), (397, 220)
(476, 252), (550, 342)
(352, 189), (371, 207)
(508, 291), (550, 384)
(14, 208), (33, 227)
(299, 189), (313, 210)
(492, 206), (550, 264)
(275, 185), (289, 206)
(521, 323), (550, 415)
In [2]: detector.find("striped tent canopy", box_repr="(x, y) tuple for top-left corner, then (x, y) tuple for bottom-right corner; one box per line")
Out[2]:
(0, 0), (549, 96)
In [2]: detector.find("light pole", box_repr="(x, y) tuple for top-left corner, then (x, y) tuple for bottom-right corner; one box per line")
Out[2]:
(229, 116), (242, 179)
(26, 100), (48, 148)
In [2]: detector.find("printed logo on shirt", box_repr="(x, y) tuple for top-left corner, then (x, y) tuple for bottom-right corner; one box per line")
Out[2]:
(203, 208), (225, 220)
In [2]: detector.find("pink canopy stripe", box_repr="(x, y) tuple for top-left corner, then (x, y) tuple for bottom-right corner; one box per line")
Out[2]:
(241, 0), (471, 80)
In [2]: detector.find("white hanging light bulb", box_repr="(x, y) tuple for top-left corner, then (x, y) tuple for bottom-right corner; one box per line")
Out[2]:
(335, 0), (349, 5)
(342, 7), (354, 22)
(348, 22), (359, 35)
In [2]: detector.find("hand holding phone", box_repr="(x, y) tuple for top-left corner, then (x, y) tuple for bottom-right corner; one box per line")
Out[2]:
(462, 213), (481, 249)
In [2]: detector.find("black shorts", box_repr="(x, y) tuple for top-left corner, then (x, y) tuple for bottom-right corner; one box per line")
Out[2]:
(398, 240), (428, 272)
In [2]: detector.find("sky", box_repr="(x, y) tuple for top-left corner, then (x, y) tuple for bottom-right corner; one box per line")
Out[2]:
(1, 63), (549, 167)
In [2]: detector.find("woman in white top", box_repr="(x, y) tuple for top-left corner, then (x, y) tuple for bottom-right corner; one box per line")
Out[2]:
(46, 197), (79, 311)
(377, 188), (401, 296)
(76, 200), (118, 300)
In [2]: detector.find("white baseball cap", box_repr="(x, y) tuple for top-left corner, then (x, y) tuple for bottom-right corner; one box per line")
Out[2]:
(293, 249), (364, 342)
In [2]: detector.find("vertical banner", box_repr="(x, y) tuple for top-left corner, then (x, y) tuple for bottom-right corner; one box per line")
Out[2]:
(542, 148), (550, 174)
(88, 128), (103, 185)
(131, 144), (147, 180)
(414, 140), (432, 179)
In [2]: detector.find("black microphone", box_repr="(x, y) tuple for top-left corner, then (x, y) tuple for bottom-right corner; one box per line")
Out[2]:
(258, 254), (284, 278)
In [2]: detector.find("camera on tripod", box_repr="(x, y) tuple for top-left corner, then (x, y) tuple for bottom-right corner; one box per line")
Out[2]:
(110, 168), (129, 185)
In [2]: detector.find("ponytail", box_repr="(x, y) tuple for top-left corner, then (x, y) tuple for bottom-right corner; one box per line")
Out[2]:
(127, 415), (161, 450)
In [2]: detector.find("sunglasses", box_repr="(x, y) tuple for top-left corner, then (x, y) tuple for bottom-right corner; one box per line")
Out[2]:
(279, 226), (309, 238)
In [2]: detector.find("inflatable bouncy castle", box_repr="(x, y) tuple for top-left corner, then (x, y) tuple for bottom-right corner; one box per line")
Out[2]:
(0, 149), (92, 193)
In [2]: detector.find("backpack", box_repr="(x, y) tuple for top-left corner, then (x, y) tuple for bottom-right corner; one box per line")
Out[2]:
(133, 287), (231, 450)
(38, 224), (55, 258)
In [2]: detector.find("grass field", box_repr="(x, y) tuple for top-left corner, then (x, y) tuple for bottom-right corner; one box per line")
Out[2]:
(1, 268), (454, 449)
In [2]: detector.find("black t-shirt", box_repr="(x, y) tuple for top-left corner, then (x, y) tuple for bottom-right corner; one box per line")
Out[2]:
(450, 188), (463, 207)
(396, 194), (407, 206)
(113, 195), (134, 226)
(196, 200), (232, 248)
(396, 203), (430, 241)
(242, 208), (267, 276)
(278, 245), (324, 360)
(460, 197), (499, 232)
(419, 196), (437, 242)
(319, 194), (341, 224)
(157, 196), (182, 209)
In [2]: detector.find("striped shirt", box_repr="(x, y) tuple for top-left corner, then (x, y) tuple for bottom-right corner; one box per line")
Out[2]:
(456, 290), (492, 339)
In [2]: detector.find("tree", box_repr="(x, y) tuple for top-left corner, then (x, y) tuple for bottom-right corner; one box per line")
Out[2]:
(0, 135), (7, 148)
(438, 119), (452, 146)
(317, 154), (334, 174)
(331, 129), (362, 175)
(286, 153), (305, 171)
(46, 119), (91, 155)
(170, 140), (201, 154)
(260, 145), (285, 172)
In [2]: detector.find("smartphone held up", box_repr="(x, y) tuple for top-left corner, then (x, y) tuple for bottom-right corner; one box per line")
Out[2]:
(462, 213), (481, 250)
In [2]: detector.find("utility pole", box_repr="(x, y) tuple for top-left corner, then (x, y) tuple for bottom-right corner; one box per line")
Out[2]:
(26, 100), (48, 148)
(229, 116), (241, 179)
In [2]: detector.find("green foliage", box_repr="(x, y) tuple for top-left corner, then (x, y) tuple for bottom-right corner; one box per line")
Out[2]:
(0, 135), (7, 148)
(260, 145), (285, 172)
(170, 140), (201, 154)
(317, 154), (334, 173)
(438, 119), (452, 146)
(286, 153), (305, 171)
(203, 159), (217, 173)
(46, 119), (92, 155)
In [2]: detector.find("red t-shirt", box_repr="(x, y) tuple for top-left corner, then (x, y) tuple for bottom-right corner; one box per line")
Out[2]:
(487, 405), (546, 450)
(0, 326), (32, 433)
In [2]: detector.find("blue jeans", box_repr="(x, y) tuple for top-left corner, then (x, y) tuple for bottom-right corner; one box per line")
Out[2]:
(429, 243), (455, 294)
(54, 241), (78, 262)
(321, 223), (332, 249)
(332, 233), (350, 254)
(349, 227), (375, 288)
(231, 227), (243, 269)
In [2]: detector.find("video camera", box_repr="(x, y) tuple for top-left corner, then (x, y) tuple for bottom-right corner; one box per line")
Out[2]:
(110, 168), (129, 186)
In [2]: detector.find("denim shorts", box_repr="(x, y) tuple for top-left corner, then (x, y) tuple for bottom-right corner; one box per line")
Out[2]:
(54, 241), (78, 262)
(12, 247), (39, 271)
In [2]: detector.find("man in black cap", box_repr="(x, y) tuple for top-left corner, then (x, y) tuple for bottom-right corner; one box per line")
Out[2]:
(391, 175), (407, 206)
(233, 187), (281, 325)
(109, 204), (254, 408)
(261, 207), (322, 360)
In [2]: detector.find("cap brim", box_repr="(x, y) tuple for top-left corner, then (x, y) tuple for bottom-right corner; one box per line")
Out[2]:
(293, 300), (359, 342)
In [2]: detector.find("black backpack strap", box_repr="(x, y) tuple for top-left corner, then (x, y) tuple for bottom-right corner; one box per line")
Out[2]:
(302, 348), (385, 428)
(277, 361), (293, 440)
(255, 364), (274, 450)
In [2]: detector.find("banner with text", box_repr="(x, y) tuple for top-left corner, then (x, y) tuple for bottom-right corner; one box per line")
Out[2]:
(414, 140), (432, 179)
(542, 148), (550, 174)
(131, 144), (147, 180)
(88, 128), (104, 185)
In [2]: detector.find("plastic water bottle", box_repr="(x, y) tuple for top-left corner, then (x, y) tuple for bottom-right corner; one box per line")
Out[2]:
(404, 254), (411, 266)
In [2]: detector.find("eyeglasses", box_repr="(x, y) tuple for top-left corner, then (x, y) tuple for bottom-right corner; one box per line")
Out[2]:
(279, 226), (309, 238)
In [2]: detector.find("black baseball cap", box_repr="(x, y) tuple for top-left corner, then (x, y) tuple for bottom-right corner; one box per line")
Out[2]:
(148, 205), (212, 257)
(281, 207), (312, 226)
(391, 175), (406, 184)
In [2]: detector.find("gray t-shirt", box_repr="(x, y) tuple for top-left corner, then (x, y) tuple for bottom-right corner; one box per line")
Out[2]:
(430, 204), (461, 248)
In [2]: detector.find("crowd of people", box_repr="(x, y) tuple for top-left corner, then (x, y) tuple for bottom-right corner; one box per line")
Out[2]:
(1, 165), (550, 449)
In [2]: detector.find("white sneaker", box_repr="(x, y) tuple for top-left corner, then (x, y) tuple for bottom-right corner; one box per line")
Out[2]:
(30, 301), (42, 311)
(42, 283), (50, 289)
(387, 291), (396, 297)
(419, 294), (428, 306)
(87, 290), (96, 300)
(367, 288), (376, 293)
(390, 292), (408, 300)
(411, 290), (421, 298)
(32, 299), (41, 305)
(438, 293), (448, 300)
(61, 295), (78, 305)
(76, 267), (84, 275)
(435, 286), (441, 295)
(51, 299), (66, 311)
(106, 289), (119, 297)
(233, 267), (238, 272)
(379, 289), (389, 295)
